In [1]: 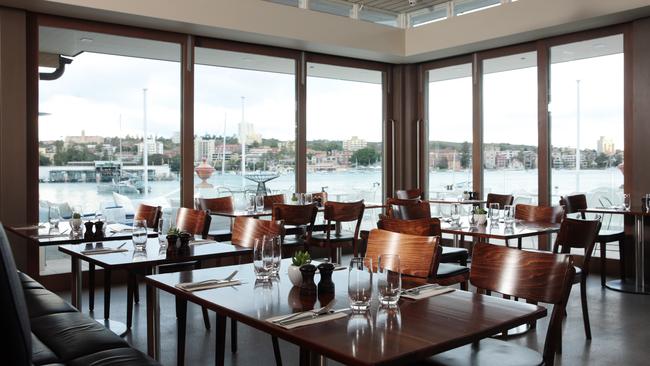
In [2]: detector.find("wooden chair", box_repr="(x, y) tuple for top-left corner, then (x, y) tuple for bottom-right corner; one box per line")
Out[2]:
(374, 219), (469, 290)
(196, 196), (234, 213)
(263, 194), (285, 210)
(509, 204), (564, 249)
(88, 203), (161, 313)
(552, 217), (601, 340)
(365, 229), (441, 282)
(486, 193), (514, 208)
(309, 200), (365, 263)
(271, 204), (318, 256)
(420, 243), (575, 366)
(395, 188), (423, 200)
(376, 217), (468, 266)
(386, 197), (430, 220)
(175, 207), (212, 239)
(560, 194), (625, 287)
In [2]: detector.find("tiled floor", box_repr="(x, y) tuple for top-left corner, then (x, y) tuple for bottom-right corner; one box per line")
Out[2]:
(56, 270), (650, 366)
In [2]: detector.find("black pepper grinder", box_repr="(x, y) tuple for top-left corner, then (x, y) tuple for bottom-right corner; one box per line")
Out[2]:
(317, 262), (335, 294)
(83, 221), (95, 240)
(94, 221), (104, 240)
(299, 264), (317, 296)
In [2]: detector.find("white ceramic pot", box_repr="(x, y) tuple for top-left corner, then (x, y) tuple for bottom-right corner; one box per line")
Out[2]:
(288, 265), (302, 287)
(476, 214), (488, 225)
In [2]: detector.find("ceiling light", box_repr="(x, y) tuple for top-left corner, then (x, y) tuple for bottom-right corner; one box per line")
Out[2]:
(408, 0), (418, 6)
(79, 37), (93, 43)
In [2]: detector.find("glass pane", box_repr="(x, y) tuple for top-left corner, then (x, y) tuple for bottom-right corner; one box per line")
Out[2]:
(38, 26), (181, 274)
(309, 0), (353, 17)
(550, 35), (624, 232)
(482, 51), (538, 204)
(268, 0), (300, 7)
(410, 4), (448, 27)
(454, 0), (501, 15)
(306, 63), (383, 203)
(427, 63), (473, 203)
(359, 8), (399, 27)
(194, 48), (296, 207)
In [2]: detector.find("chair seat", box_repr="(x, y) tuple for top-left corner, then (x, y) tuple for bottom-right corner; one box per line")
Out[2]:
(441, 246), (469, 264)
(417, 338), (543, 366)
(67, 347), (160, 366)
(597, 228), (624, 241)
(436, 263), (470, 278)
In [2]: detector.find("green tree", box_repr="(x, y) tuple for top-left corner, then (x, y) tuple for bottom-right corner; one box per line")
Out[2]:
(350, 148), (380, 166)
(149, 154), (165, 165)
(460, 141), (470, 169)
(436, 156), (449, 170)
(39, 154), (51, 166)
(169, 155), (181, 173)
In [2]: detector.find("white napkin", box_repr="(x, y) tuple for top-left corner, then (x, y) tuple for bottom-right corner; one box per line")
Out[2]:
(107, 223), (133, 232)
(81, 248), (129, 255)
(267, 311), (348, 329)
(175, 279), (241, 292)
(401, 286), (455, 300)
(189, 239), (219, 246)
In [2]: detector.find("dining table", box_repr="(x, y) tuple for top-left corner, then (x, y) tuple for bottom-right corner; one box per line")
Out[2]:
(143, 259), (547, 366)
(58, 237), (250, 335)
(581, 206), (650, 294)
(440, 218), (561, 248)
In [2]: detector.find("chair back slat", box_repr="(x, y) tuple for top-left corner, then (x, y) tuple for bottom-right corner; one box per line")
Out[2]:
(196, 196), (234, 213)
(559, 194), (588, 215)
(395, 189), (423, 200)
(365, 229), (440, 279)
(386, 198), (430, 220)
(231, 217), (284, 248)
(175, 207), (211, 238)
(323, 200), (365, 222)
(515, 204), (564, 224)
(271, 204), (318, 227)
(263, 194), (285, 210)
(377, 217), (441, 237)
(486, 193), (514, 208)
(133, 204), (162, 229)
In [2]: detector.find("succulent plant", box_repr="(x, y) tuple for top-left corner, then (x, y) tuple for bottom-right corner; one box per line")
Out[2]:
(72, 212), (82, 219)
(167, 226), (181, 236)
(291, 250), (311, 267)
(474, 207), (487, 215)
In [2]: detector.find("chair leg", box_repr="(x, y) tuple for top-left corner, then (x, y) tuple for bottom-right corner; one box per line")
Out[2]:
(103, 268), (111, 320)
(600, 241), (607, 287)
(505, 239), (510, 248)
(580, 279), (592, 339)
(202, 307), (211, 330)
(127, 272), (136, 329)
(231, 318), (237, 353)
(272, 336), (282, 366)
(176, 296), (187, 366)
(619, 238), (626, 282)
(88, 263), (95, 311)
(134, 278), (140, 304)
(460, 281), (468, 291)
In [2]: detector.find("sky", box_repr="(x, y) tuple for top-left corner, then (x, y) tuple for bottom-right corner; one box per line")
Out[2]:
(39, 45), (623, 151)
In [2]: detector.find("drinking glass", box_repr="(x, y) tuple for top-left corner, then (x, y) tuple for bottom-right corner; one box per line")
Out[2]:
(623, 193), (631, 211)
(132, 219), (148, 250)
(247, 194), (256, 212)
(348, 257), (373, 312)
(467, 211), (477, 228)
(645, 194), (650, 213)
(304, 193), (313, 204)
(48, 206), (61, 230)
(269, 235), (282, 275)
(255, 195), (265, 213)
(489, 203), (500, 220)
(504, 205), (515, 227)
(450, 203), (461, 227)
(298, 193), (305, 205)
(132, 248), (147, 262)
(377, 254), (401, 307)
(254, 236), (273, 281)
(157, 218), (167, 248)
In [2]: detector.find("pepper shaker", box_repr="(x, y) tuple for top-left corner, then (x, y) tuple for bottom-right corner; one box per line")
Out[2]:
(317, 262), (335, 294)
(299, 264), (317, 296)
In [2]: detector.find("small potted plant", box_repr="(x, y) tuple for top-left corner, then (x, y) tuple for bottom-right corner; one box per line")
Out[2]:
(166, 227), (180, 252)
(474, 207), (488, 225)
(70, 212), (83, 236)
(288, 250), (311, 286)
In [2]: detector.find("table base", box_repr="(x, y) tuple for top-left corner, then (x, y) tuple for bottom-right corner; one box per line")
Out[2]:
(605, 279), (650, 295)
(96, 318), (128, 337)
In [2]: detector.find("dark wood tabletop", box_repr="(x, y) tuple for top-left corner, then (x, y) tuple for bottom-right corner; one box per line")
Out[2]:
(58, 237), (250, 270)
(581, 207), (650, 216)
(210, 202), (386, 219)
(5, 221), (156, 246)
(144, 259), (547, 366)
(441, 218), (560, 240)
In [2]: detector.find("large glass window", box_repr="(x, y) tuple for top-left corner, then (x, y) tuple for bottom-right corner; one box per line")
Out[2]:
(427, 63), (473, 201)
(306, 63), (383, 203)
(550, 35), (624, 210)
(482, 51), (538, 204)
(38, 26), (181, 274)
(194, 48), (296, 207)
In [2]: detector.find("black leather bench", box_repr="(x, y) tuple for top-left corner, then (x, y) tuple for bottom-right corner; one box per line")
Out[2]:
(1, 225), (159, 366)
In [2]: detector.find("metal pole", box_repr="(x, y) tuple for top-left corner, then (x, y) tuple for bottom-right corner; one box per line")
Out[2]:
(143, 88), (149, 196)
(575, 80), (581, 192)
(222, 112), (227, 175)
(241, 96), (246, 189)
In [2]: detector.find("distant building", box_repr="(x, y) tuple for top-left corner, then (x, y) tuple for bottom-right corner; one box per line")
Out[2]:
(64, 130), (104, 146)
(343, 136), (367, 151)
(238, 121), (262, 144)
(194, 137), (216, 162)
(137, 136), (164, 156)
(171, 131), (181, 144)
(597, 136), (615, 155)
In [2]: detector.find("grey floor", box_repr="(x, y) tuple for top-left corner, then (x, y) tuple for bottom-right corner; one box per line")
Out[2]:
(56, 270), (650, 366)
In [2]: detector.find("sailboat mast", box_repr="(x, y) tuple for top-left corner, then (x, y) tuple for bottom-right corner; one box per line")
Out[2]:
(222, 112), (227, 175)
(142, 88), (148, 196)
(241, 96), (246, 189)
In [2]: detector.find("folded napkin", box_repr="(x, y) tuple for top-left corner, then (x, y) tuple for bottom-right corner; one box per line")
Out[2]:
(81, 248), (129, 255)
(267, 311), (348, 330)
(401, 286), (455, 300)
(14, 225), (42, 230)
(107, 224), (133, 232)
(175, 279), (241, 292)
(189, 239), (219, 246)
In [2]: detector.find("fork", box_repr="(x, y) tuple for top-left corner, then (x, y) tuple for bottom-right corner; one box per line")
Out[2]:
(402, 284), (438, 295)
(273, 299), (337, 325)
(183, 270), (239, 286)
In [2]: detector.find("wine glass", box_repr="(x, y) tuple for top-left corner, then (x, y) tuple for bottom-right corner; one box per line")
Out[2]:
(377, 254), (401, 307)
(48, 206), (61, 231)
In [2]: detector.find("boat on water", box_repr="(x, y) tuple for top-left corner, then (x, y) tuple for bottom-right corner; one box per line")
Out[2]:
(95, 161), (151, 195)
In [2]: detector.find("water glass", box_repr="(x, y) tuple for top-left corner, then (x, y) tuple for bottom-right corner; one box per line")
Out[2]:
(645, 194), (650, 213)
(254, 236), (273, 281)
(269, 235), (282, 275)
(623, 193), (631, 211)
(504, 205), (515, 227)
(247, 194), (256, 212)
(467, 211), (477, 228)
(377, 254), (401, 307)
(489, 203), (500, 219)
(132, 219), (148, 250)
(348, 257), (373, 312)
(255, 195), (265, 213)
(48, 206), (61, 230)
(298, 193), (305, 205)
(157, 218), (167, 248)
(304, 193), (312, 204)
(450, 204), (461, 227)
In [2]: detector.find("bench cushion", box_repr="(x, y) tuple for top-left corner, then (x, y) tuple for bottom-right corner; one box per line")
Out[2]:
(68, 348), (161, 366)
